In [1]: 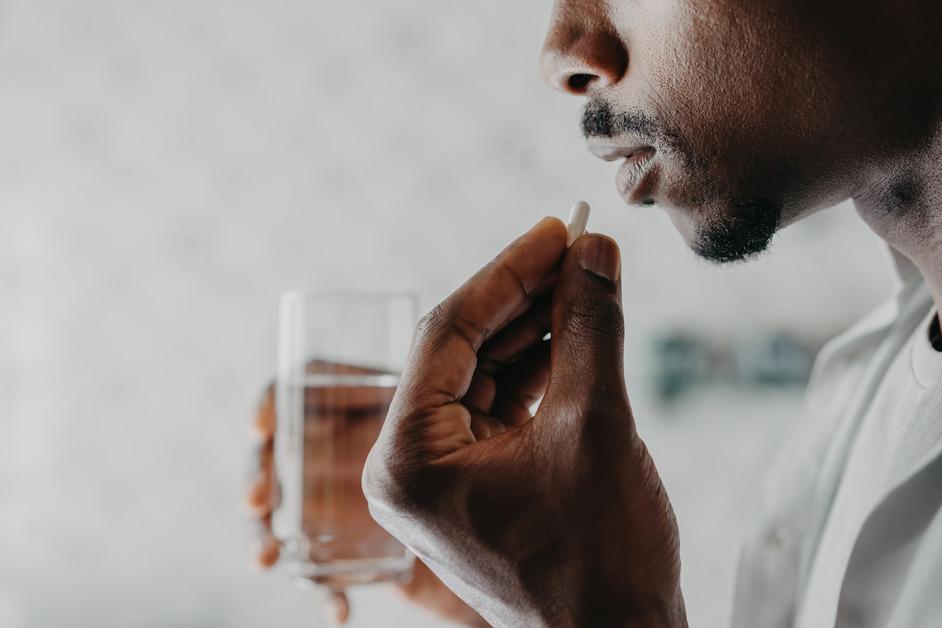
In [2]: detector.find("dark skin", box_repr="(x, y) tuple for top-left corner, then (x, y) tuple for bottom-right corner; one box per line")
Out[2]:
(542, 0), (942, 248)
(246, 226), (681, 627)
(363, 0), (942, 626)
(363, 220), (685, 627)
(250, 0), (942, 625)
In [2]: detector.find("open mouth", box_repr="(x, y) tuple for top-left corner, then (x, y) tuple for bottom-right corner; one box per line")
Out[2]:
(618, 148), (657, 192)
(614, 148), (659, 205)
(586, 139), (659, 205)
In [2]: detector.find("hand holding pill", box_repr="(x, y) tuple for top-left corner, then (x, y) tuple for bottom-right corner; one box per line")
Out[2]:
(363, 214), (687, 628)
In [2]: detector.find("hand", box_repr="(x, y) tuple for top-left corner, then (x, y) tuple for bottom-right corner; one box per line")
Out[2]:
(362, 217), (687, 628)
(244, 363), (488, 627)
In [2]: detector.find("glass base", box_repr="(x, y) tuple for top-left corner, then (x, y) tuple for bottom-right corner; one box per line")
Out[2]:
(286, 554), (415, 588)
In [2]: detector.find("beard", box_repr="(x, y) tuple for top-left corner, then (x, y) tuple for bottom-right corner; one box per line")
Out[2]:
(582, 100), (782, 263)
(691, 198), (781, 263)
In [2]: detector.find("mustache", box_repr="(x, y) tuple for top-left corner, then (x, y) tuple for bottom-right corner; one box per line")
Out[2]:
(581, 100), (659, 141)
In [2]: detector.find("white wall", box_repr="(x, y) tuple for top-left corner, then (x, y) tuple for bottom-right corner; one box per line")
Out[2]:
(0, 1), (896, 626)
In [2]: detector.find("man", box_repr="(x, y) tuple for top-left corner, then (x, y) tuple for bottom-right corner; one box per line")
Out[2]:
(250, 0), (942, 625)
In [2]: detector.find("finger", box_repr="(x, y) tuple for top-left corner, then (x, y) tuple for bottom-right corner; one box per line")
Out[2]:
(245, 471), (272, 515)
(400, 217), (567, 428)
(252, 514), (280, 569)
(324, 589), (350, 625)
(248, 395), (278, 569)
(505, 266), (559, 321)
(491, 339), (552, 426)
(478, 293), (552, 369)
(462, 368), (498, 417)
(543, 234), (627, 409)
(244, 436), (274, 515)
(252, 384), (276, 440)
(468, 407), (511, 441)
(464, 336), (552, 430)
(463, 296), (552, 417)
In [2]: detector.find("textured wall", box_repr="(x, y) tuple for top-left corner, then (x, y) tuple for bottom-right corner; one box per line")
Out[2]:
(0, 0), (896, 626)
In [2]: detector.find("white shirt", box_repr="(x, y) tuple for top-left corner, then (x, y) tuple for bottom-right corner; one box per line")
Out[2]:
(730, 253), (942, 628)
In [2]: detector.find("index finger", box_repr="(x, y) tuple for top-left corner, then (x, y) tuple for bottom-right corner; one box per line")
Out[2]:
(404, 217), (567, 410)
(252, 384), (276, 440)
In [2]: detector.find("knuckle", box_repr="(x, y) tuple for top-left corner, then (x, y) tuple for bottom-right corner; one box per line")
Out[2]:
(445, 312), (490, 353)
(493, 258), (529, 300)
(360, 454), (388, 501)
(361, 452), (402, 519)
(415, 302), (450, 348)
(565, 291), (625, 341)
(416, 300), (488, 354)
(362, 432), (454, 516)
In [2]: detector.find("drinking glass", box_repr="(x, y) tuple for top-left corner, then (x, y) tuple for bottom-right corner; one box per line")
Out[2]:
(273, 291), (417, 587)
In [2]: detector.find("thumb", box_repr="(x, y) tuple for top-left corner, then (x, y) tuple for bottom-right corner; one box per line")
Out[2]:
(544, 233), (628, 407)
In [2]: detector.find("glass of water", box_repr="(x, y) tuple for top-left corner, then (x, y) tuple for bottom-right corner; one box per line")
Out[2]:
(273, 291), (417, 587)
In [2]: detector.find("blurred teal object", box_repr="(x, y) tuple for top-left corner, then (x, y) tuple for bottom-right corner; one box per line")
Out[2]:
(650, 330), (816, 404)
(733, 333), (814, 387)
(651, 332), (713, 403)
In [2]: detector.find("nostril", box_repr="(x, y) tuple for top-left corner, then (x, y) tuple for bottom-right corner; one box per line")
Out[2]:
(540, 25), (627, 95)
(567, 73), (595, 93)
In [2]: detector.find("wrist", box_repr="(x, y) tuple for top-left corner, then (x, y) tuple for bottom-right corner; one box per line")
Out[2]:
(577, 587), (688, 628)
(634, 593), (687, 628)
(515, 541), (687, 628)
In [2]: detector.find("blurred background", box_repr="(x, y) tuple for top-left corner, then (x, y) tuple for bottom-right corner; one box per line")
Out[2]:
(0, 0), (899, 626)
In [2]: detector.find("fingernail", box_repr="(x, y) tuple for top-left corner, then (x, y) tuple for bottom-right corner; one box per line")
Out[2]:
(578, 236), (621, 281)
(532, 215), (559, 232)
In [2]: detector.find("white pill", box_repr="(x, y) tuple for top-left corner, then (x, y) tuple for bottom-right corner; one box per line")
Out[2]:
(566, 201), (591, 246)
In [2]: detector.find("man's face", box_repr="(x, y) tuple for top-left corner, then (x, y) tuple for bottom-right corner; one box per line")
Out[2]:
(541, 0), (941, 262)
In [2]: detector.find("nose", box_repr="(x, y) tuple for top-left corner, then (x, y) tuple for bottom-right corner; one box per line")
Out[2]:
(540, 0), (628, 94)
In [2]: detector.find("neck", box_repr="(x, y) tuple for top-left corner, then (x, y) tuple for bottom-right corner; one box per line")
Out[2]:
(853, 122), (942, 320)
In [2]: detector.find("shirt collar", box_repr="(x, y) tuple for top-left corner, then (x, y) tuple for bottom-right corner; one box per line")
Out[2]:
(886, 244), (923, 288)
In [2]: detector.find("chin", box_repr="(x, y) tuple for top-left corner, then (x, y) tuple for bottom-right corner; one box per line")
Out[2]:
(662, 197), (782, 264)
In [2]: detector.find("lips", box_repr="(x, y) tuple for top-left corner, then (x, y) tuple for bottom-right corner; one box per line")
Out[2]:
(615, 148), (657, 202)
(587, 138), (659, 204)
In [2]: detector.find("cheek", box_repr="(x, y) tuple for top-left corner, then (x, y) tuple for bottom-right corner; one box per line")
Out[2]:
(642, 2), (832, 162)
(657, 26), (772, 153)
(612, 0), (864, 215)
